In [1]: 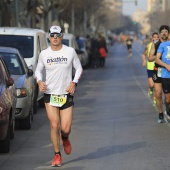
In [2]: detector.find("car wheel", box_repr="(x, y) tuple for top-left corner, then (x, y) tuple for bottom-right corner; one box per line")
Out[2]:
(19, 110), (32, 130)
(0, 121), (11, 153)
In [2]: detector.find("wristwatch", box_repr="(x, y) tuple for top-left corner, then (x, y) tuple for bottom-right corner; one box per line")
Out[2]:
(72, 82), (77, 86)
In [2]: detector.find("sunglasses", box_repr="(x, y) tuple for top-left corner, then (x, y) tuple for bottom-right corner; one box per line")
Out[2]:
(50, 33), (62, 38)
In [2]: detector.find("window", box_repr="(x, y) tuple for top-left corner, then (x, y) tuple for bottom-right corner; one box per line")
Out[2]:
(0, 53), (25, 75)
(0, 35), (34, 58)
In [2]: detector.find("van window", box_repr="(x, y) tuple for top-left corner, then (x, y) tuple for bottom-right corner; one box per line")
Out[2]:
(0, 35), (34, 58)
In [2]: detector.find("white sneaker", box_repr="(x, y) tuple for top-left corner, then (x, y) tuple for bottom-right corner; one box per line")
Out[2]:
(164, 111), (170, 122)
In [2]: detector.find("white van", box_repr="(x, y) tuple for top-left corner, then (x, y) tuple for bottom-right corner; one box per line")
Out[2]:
(0, 27), (48, 113)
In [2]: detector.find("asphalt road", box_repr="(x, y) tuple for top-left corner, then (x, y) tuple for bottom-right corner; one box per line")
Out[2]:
(1, 40), (170, 170)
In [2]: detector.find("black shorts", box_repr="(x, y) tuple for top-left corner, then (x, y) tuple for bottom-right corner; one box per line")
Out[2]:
(147, 70), (153, 78)
(44, 93), (74, 110)
(152, 70), (162, 83)
(162, 78), (170, 94)
(127, 45), (132, 50)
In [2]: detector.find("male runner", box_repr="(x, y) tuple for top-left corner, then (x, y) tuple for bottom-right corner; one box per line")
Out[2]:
(125, 34), (133, 57)
(142, 33), (159, 106)
(35, 25), (83, 167)
(149, 26), (169, 123)
(155, 25), (170, 122)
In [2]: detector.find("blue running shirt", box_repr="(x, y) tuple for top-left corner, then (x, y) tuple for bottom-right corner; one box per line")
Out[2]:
(157, 41), (170, 78)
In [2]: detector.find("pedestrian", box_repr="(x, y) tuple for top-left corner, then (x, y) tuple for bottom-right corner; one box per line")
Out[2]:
(98, 35), (108, 67)
(91, 34), (100, 68)
(155, 25), (170, 122)
(142, 32), (159, 106)
(125, 34), (133, 57)
(148, 27), (169, 123)
(35, 25), (83, 167)
(86, 34), (92, 68)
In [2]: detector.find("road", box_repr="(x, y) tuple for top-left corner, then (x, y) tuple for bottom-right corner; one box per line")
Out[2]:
(1, 40), (170, 170)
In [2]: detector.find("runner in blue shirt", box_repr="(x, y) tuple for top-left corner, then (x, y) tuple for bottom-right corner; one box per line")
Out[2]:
(156, 25), (170, 121)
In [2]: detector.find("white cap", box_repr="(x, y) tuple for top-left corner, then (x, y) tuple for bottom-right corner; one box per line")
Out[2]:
(49, 26), (62, 34)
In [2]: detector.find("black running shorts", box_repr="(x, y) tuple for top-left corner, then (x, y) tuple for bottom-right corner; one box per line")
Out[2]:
(152, 70), (162, 83)
(44, 93), (74, 110)
(147, 70), (153, 78)
(162, 78), (170, 94)
(127, 45), (132, 50)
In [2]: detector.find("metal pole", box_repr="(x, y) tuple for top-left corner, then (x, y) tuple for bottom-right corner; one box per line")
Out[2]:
(15, 0), (19, 27)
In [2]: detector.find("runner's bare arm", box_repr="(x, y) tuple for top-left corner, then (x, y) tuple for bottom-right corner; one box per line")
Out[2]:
(148, 43), (155, 62)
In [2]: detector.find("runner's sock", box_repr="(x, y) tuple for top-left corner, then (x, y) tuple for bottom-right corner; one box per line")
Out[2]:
(55, 152), (61, 156)
(61, 135), (68, 140)
(159, 112), (164, 119)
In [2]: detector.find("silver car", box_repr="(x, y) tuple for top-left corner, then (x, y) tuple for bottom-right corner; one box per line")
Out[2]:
(0, 47), (34, 130)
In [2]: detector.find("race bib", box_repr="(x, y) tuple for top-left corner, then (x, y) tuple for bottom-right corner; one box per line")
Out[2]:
(157, 67), (162, 77)
(50, 94), (67, 107)
(127, 40), (132, 45)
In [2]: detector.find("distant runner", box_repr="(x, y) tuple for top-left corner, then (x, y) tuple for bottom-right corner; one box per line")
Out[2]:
(125, 34), (133, 57)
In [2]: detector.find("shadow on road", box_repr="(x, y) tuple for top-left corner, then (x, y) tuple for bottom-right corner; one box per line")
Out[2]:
(64, 141), (147, 165)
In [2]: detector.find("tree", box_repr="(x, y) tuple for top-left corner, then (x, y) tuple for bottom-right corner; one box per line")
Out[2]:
(0, 0), (13, 26)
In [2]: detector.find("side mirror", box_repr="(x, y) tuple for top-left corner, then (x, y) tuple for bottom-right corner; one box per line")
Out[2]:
(28, 69), (33, 77)
(7, 77), (14, 87)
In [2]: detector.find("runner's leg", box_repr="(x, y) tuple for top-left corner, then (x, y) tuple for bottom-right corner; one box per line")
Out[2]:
(60, 106), (73, 137)
(154, 83), (163, 113)
(45, 103), (61, 152)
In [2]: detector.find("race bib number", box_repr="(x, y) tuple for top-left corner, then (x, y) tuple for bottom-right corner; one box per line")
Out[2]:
(157, 67), (162, 77)
(127, 40), (132, 45)
(50, 94), (67, 107)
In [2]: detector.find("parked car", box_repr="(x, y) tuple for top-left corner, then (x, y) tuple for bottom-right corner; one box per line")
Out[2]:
(62, 33), (84, 65)
(0, 27), (48, 114)
(0, 47), (34, 130)
(0, 57), (16, 153)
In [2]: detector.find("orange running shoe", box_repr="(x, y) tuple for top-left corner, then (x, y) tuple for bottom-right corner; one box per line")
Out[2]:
(51, 154), (62, 167)
(62, 138), (72, 155)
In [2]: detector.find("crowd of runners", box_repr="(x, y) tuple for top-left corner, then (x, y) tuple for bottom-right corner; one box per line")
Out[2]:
(141, 25), (170, 123)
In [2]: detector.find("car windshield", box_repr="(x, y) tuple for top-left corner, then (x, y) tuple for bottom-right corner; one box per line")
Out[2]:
(0, 35), (34, 58)
(0, 53), (25, 75)
(62, 39), (69, 46)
